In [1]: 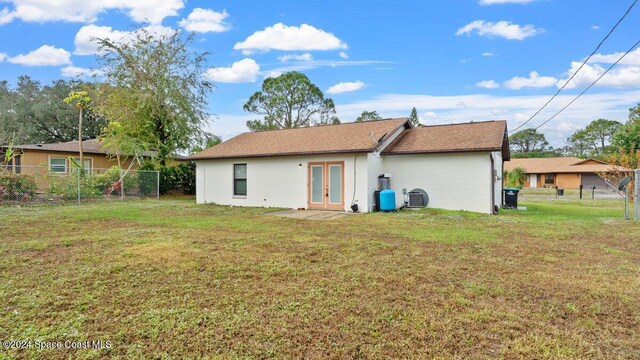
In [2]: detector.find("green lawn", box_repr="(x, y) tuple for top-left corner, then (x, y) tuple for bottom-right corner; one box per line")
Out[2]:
(1, 198), (639, 358)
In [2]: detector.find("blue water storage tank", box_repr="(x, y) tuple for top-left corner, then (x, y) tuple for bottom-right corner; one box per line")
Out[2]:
(379, 189), (396, 211)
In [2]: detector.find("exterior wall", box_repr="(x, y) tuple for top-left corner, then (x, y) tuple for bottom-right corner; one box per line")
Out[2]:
(195, 153), (370, 212)
(366, 153), (384, 212)
(381, 152), (493, 214)
(492, 151), (503, 210)
(556, 173), (581, 189)
(15, 150), (137, 174)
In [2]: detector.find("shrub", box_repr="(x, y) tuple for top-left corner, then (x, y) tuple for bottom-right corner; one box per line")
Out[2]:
(154, 162), (195, 195)
(505, 167), (527, 189)
(0, 172), (37, 199)
(92, 167), (138, 195)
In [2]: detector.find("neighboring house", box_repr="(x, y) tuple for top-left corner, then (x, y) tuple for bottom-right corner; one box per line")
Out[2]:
(504, 157), (629, 189)
(190, 118), (510, 214)
(1, 138), (185, 175)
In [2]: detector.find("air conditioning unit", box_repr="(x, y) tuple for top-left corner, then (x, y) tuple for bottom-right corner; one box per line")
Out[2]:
(406, 188), (429, 208)
(407, 192), (425, 208)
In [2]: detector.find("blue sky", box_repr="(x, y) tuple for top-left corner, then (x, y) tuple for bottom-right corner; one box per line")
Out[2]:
(1, 0), (639, 146)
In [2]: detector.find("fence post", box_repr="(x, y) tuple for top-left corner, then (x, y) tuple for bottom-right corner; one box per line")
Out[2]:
(157, 170), (160, 200)
(635, 169), (639, 222)
(579, 184), (583, 199)
(77, 169), (81, 205)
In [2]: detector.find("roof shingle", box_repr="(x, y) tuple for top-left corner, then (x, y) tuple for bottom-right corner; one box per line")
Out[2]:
(189, 118), (409, 160)
(383, 120), (508, 156)
(9, 139), (185, 159)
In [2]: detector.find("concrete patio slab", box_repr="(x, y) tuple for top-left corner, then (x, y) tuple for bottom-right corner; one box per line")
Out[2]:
(268, 209), (356, 220)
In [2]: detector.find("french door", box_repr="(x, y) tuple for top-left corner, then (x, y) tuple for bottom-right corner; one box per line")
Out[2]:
(308, 161), (344, 210)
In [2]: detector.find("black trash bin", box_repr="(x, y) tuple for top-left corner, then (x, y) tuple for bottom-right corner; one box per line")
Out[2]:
(503, 188), (520, 208)
(557, 188), (564, 196)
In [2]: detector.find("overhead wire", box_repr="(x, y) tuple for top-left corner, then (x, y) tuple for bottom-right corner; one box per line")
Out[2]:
(509, 0), (638, 133)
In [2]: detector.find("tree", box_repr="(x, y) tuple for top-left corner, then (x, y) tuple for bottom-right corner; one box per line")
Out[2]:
(355, 111), (382, 122)
(603, 104), (640, 189)
(243, 72), (336, 131)
(64, 91), (91, 167)
(408, 107), (420, 127)
(510, 129), (551, 154)
(100, 121), (150, 199)
(505, 167), (527, 188)
(565, 129), (594, 158)
(1, 76), (106, 145)
(0, 80), (22, 146)
(583, 119), (622, 155)
(191, 133), (222, 153)
(94, 27), (213, 165)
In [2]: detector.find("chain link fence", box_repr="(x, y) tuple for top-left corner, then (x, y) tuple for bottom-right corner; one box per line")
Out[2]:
(0, 165), (159, 205)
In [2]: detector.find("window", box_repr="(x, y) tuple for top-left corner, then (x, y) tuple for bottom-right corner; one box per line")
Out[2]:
(70, 158), (92, 174)
(49, 157), (67, 173)
(233, 164), (247, 196)
(14, 155), (21, 174)
(545, 174), (555, 184)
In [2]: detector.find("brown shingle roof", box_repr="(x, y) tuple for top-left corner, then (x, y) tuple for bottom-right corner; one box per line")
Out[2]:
(383, 120), (509, 157)
(504, 157), (630, 173)
(9, 139), (186, 160)
(189, 118), (409, 160)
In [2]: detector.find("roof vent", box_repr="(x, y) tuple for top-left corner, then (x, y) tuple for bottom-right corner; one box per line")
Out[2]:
(36, 144), (43, 147)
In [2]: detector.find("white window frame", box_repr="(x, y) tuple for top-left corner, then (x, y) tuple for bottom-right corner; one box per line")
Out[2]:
(70, 157), (93, 175)
(48, 156), (67, 174)
(233, 163), (247, 198)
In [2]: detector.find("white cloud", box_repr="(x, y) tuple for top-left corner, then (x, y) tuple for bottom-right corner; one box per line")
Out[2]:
(476, 80), (500, 89)
(0, 7), (14, 25)
(423, 111), (437, 119)
(8, 45), (71, 66)
(456, 20), (542, 40)
(557, 121), (581, 132)
(0, 0), (182, 25)
(334, 90), (640, 146)
(178, 8), (229, 33)
(482, 52), (496, 56)
(233, 23), (347, 54)
(591, 25), (600, 30)
(74, 24), (173, 56)
(268, 59), (390, 74)
(61, 66), (102, 78)
(278, 53), (313, 63)
(0, 52), (7, 62)
(513, 113), (529, 122)
(479, 0), (535, 4)
(339, 52), (349, 59)
(504, 71), (558, 89)
(585, 47), (640, 66)
(558, 61), (640, 89)
(204, 58), (260, 83)
(326, 81), (365, 94)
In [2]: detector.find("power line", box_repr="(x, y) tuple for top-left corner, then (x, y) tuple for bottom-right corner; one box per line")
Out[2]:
(509, 0), (638, 133)
(533, 38), (640, 131)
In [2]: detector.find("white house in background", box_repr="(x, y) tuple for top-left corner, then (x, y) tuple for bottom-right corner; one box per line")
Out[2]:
(190, 118), (510, 214)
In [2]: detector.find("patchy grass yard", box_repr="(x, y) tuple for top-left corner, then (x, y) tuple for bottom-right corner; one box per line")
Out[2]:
(1, 198), (639, 358)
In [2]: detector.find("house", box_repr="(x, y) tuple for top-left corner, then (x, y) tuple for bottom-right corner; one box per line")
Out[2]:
(1, 138), (185, 175)
(190, 118), (510, 214)
(504, 157), (629, 189)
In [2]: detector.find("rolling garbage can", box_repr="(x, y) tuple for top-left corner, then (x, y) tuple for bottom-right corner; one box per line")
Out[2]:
(503, 188), (520, 209)
(557, 188), (564, 196)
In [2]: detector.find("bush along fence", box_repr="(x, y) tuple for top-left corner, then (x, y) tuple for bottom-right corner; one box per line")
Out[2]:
(0, 165), (159, 205)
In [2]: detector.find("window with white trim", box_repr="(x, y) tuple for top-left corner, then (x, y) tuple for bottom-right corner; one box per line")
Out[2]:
(49, 157), (67, 173)
(69, 158), (92, 174)
(234, 164), (247, 196)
